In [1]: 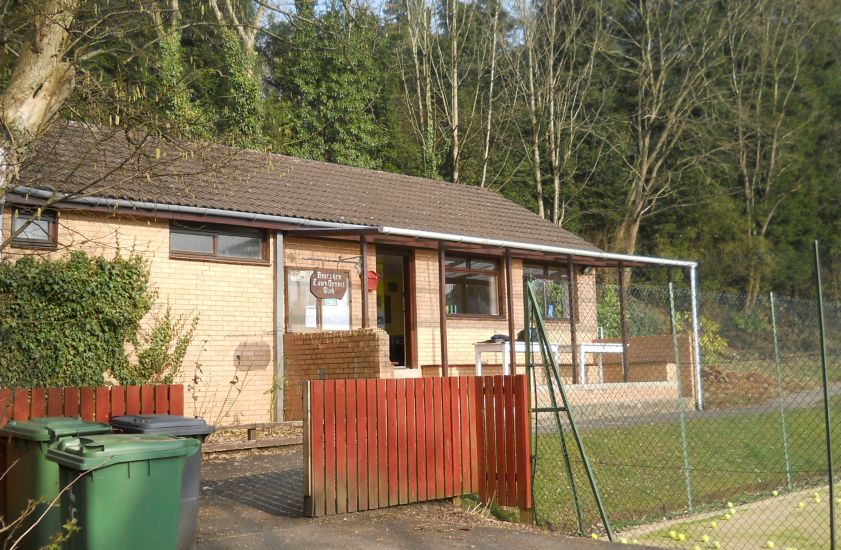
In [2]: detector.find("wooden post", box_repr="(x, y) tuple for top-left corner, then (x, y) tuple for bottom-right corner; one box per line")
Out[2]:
(618, 262), (630, 382)
(303, 380), (313, 516)
(439, 241), (449, 376)
(361, 235), (369, 329)
(568, 256), (579, 384)
(505, 249), (516, 374)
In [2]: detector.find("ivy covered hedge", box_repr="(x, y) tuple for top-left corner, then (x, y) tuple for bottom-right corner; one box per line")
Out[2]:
(0, 251), (194, 388)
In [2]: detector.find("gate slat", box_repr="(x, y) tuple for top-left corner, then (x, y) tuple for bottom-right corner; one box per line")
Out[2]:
(155, 385), (169, 414)
(424, 379), (436, 500)
(469, 376), (482, 494)
(335, 380), (348, 515)
(406, 380), (417, 503)
(442, 377), (453, 497)
(459, 377), (471, 494)
(396, 379), (408, 505)
(310, 381), (326, 517)
(450, 377), (462, 495)
(95, 386), (110, 423)
(64, 387), (80, 417)
(13, 389), (29, 421)
(111, 386), (127, 417)
(0, 389), (12, 427)
(386, 380), (399, 506)
(433, 377), (445, 499)
(346, 381), (358, 513)
(483, 376), (496, 503)
(368, 380), (380, 509)
(414, 380), (427, 502)
(324, 380), (337, 516)
(494, 375), (507, 505)
(169, 385), (185, 415)
(376, 380), (388, 506)
(504, 376), (517, 506)
(141, 385), (155, 413)
(30, 388), (47, 419)
(126, 386), (141, 415)
(355, 380), (368, 511)
(514, 375), (532, 510)
(47, 388), (63, 417)
(80, 388), (95, 421)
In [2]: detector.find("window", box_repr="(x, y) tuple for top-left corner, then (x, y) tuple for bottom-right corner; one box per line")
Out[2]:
(11, 208), (57, 249)
(524, 263), (570, 320)
(286, 268), (351, 332)
(170, 221), (267, 262)
(445, 255), (500, 316)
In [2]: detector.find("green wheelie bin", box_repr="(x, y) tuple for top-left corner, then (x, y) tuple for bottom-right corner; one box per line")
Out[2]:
(0, 417), (111, 550)
(46, 434), (199, 550)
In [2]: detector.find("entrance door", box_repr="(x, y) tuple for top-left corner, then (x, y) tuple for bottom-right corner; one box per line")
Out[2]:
(375, 250), (415, 367)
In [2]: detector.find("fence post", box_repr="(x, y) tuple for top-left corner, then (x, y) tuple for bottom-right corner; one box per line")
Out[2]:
(769, 292), (792, 491)
(814, 241), (836, 550)
(669, 282), (694, 513)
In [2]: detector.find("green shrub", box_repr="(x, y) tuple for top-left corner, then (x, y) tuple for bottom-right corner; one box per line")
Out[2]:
(0, 251), (197, 387)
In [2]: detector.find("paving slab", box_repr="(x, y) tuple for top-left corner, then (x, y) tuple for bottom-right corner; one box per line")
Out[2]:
(198, 447), (653, 549)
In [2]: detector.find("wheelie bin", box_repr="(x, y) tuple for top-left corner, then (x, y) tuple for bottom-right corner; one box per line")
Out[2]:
(46, 433), (199, 550)
(0, 417), (110, 549)
(109, 414), (215, 550)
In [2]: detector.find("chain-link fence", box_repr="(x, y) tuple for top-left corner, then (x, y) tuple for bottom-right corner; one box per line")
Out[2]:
(525, 267), (839, 549)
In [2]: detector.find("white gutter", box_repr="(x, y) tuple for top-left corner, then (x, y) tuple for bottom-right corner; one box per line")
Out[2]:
(378, 226), (698, 268)
(13, 186), (373, 231)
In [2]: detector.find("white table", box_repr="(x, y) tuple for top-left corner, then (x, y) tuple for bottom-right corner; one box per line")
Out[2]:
(578, 342), (624, 384)
(474, 341), (560, 375)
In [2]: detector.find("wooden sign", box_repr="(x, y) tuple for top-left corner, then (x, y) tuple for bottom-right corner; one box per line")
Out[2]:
(310, 269), (348, 299)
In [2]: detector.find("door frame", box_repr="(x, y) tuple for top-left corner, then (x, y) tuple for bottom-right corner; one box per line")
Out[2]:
(376, 246), (417, 368)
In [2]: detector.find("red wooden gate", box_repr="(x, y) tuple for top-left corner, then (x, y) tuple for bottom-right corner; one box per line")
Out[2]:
(303, 375), (531, 517)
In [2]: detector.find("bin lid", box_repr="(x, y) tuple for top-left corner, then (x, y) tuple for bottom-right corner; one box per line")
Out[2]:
(110, 414), (215, 436)
(0, 417), (111, 442)
(46, 434), (200, 470)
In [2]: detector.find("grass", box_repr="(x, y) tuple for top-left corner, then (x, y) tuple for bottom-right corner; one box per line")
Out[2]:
(530, 396), (841, 536)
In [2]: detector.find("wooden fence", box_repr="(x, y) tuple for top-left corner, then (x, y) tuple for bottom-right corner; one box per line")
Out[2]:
(303, 375), (531, 517)
(0, 385), (185, 426)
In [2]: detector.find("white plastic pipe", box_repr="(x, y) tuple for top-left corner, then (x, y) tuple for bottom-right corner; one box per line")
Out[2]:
(690, 264), (704, 410)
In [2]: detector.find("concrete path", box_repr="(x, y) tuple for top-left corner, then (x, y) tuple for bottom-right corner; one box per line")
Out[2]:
(197, 448), (651, 549)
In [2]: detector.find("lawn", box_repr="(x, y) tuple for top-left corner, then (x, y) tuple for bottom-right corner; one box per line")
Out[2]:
(530, 397), (841, 537)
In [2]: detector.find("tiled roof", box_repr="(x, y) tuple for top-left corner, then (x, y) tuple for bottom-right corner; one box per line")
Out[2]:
(18, 122), (600, 251)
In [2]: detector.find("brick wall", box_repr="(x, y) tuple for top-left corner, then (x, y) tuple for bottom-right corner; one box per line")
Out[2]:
(283, 328), (392, 420)
(2, 208), (276, 425)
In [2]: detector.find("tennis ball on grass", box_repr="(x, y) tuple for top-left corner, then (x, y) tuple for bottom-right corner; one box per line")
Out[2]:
(767, 542), (775, 549)
(814, 496), (822, 504)
(713, 542), (721, 549)
(590, 533), (599, 539)
(798, 501), (806, 509)
(772, 490), (779, 496)
(702, 534), (711, 543)
(694, 546), (702, 550)
(632, 539), (639, 544)
(619, 537), (628, 544)
(678, 533), (687, 542)
(669, 530), (678, 539)
(709, 521), (717, 529)
(726, 501), (733, 508)
(723, 513), (731, 520)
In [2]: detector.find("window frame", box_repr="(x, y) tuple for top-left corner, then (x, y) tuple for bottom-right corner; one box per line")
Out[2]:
(444, 253), (504, 319)
(524, 262), (571, 321)
(10, 207), (58, 250)
(284, 266), (353, 332)
(169, 221), (269, 265)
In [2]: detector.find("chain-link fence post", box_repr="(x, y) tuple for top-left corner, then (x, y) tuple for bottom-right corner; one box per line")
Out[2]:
(769, 291), (793, 491)
(669, 282), (694, 512)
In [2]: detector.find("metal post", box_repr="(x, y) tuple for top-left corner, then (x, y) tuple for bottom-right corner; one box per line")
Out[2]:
(506, 249), (516, 373)
(568, 257), (579, 384)
(274, 231), (285, 421)
(360, 235), (369, 329)
(618, 263), (630, 382)
(814, 240), (836, 550)
(769, 291), (792, 491)
(689, 264), (704, 410)
(438, 241), (449, 376)
(670, 282), (694, 512)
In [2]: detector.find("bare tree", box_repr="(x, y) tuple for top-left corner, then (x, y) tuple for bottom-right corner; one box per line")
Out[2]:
(723, 0), (813, 307)
(610, 0), (726, 255)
